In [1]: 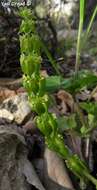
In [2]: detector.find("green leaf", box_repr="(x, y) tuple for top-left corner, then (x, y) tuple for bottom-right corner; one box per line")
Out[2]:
(75, 0), (85, 75)
(80, 125), (87, 134)
(80, 102), (97, 115)
(82, 6), (97, 49)
(57, 114), (77, 131)
(66, 70), (97, 93)
(88, 114), (94, 125)
(80, 113), (95, 136)
(45, 70), (97, 93)
(45, 75), (64, 92)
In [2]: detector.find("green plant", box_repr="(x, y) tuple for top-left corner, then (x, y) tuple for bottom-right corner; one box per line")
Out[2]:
(19, 7), (97, 189)
(75, 0), (97, 77)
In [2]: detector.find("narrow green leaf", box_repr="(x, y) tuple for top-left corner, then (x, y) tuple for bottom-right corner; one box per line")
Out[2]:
(75, 0), (85, 76)
(45, 71), (97, 93)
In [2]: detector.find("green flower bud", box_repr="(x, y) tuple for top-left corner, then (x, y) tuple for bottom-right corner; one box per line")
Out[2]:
(19, 8), (34, 20)
(20, 53), (41, 76)
(20, 34), (40, 54)
(20, 19), (35, 34)
(30, 94), (49, 114)
(23, 75), (39, 94)
(37, 113), (52, 136)
(20, 54), (34, 76)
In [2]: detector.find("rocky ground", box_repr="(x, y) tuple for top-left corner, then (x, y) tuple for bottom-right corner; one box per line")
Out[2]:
(0, 82), (77, 190)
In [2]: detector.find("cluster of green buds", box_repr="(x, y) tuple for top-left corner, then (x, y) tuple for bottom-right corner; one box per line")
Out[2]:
(19, 8), (97, 188)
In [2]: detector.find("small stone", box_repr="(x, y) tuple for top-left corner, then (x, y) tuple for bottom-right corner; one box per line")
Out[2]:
(1, 93), (32, 125)
(23, 120), (36, 132)
(0, 109), (14, 122)
(0, 87), (16, 103)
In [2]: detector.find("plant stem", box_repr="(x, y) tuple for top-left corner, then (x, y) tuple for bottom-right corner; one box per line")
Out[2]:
(85, 6), (97, 42)
(81, 5), (97, 52)
(85, 172), (97, 188)
(75, 0), (85, 77)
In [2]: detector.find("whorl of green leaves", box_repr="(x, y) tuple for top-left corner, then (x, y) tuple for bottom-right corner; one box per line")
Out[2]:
(19, 8), (97, 188)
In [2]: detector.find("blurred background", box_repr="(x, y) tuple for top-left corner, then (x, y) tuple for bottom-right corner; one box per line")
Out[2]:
(0, 0), (97, 78)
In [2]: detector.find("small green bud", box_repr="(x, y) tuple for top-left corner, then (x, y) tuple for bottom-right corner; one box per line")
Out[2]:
(20, 53), (41, 76)
(37, 113), (52, 136)
(20, 19), (35, 34)
(23, 75), (39, 94)
(29, 94), (49, 114)
(19, 8), (33, 20)
(20, 54), (35, 76)
(20, 34), (40, 54)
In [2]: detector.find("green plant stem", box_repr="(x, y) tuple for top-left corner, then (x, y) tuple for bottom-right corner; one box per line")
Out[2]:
(84, 6), (97, 43)
(75, 0), (85, 77)
(81, 5), (97, 51)
(75, 3), (97, 77)
(75, 25), (82, 77)
(20, 8), (97, 188)
(85, 173), (97, 189)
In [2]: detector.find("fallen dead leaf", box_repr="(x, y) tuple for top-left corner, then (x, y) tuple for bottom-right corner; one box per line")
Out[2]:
(0, 87), (16, 103)
(76, 90), (90, 101)
(90, 86), (97, 101)
(44, 148), (75, 190)
(22, 158), (46, 190)
(0, 78), (22, 89)
(16, 87), (25, 94)
(56, 90), (74, 115)
(40, 70), (48, 77)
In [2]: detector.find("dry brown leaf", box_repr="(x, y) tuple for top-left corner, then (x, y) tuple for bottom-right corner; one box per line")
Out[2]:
(57, 90), (74, 115)
(76, 90), (90, 101)
(90, 86), (97, 101)
(0, 87), (16, 103)
(16, 87), (25, 94)
(0, 78), (22, 89)
(44, 148), (75, 190)
(22, 119), (38, 134)
(22, 158), (46, 190)
(40, 70), (48, 77)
